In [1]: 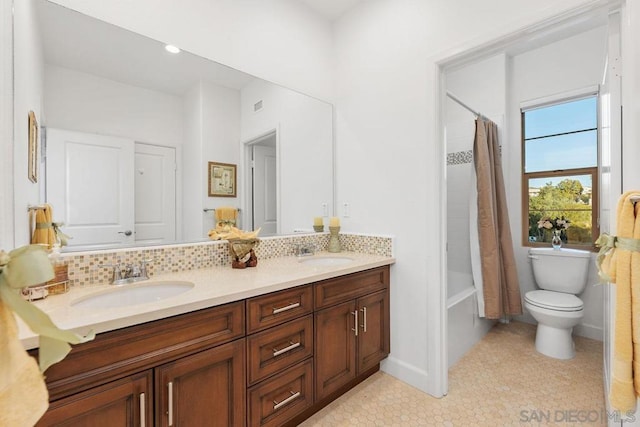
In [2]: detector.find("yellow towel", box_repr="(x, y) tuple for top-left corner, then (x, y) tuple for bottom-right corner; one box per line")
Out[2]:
(215, 206), (238, 226)
(0, 300), (49, 426)
(633, 199), (640, 396)
(609, 191), (640, 412)
(31, 204), (56, 249)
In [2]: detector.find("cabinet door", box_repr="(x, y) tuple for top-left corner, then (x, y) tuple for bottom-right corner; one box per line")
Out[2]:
(36, 371), (152, 427)
(315, 300), (357, 400)
(155, 339), (246, 427)
(357, 289), (390, 373)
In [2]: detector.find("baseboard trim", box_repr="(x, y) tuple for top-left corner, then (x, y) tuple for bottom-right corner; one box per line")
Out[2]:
(380, 356), (436, 396)
(574, 323), (603, 341)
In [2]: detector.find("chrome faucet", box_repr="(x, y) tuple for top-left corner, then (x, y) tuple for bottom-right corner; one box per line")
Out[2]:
(294, 243), (315, 257)
(99, 259), (153, 285)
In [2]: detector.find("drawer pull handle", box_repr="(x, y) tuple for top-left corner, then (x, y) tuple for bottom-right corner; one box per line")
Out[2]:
(360, 306), (368, 332)
(272, 302), (300, 314)
(273, 341), (301, 357)
(140, 393), (146, 427)
(273, 391), (301, 410)
(168, 381), (174, 426)
(352, 310), (358, 336)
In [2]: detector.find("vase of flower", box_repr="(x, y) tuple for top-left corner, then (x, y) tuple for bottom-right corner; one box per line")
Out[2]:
(551, 230), (562, 250)
(537, 216), (570, 250)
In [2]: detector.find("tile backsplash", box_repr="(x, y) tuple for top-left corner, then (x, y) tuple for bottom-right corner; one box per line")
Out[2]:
(62, 232), (393, 287)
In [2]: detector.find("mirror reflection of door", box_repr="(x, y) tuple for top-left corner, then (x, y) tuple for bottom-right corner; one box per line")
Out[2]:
(46, 129), (177, 249)
(134, 143), (176, 245)
(46, 128), (135, 248)
(248, 132), (277, 235)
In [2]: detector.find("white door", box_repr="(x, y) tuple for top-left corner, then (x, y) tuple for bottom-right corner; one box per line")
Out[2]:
(46, 128), (135, 248)
(253, 144), (277, 235)
(134, 143), (176, 244)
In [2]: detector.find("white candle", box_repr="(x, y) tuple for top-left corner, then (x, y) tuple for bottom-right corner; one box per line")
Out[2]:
(329, 217), (340, 227)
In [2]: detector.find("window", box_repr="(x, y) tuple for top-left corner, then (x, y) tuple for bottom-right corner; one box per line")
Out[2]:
(522, 95), (599, 249)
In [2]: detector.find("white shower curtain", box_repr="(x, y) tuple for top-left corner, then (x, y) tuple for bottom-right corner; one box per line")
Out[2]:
(469, 164), (485, 317)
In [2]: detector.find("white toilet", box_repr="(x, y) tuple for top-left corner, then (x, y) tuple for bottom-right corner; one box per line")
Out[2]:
(525, 247), (590, 359)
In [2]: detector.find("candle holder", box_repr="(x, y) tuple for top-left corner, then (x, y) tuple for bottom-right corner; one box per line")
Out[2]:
(328, 226), (341, 253)
(313, 225), (324, 232)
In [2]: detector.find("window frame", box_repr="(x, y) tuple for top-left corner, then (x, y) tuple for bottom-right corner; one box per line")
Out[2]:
(521, 93), (600, 250)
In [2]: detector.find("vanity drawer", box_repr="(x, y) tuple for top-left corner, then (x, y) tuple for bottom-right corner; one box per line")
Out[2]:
(248, 359), (314, 427)
(247, 285), (313, 333)
(314, 266), (389, 309)
(247, 315), (313, 386)
(38, 301), (245, 401)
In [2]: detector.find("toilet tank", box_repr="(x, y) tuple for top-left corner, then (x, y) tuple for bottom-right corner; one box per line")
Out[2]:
(529, 247), (591, 294)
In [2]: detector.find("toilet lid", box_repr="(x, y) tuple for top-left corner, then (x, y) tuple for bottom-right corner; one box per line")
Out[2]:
(525, 290), (583, 312)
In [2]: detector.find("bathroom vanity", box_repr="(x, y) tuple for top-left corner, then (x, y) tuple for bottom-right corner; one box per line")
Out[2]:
(24, 255), (392, 426)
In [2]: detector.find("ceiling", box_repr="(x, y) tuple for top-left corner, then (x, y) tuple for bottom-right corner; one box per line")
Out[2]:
(37, 0), (255, 96)
(298, 0), (363, 21)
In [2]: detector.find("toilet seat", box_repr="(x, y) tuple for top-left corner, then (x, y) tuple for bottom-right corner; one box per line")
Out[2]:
(525, 290), (583, 312)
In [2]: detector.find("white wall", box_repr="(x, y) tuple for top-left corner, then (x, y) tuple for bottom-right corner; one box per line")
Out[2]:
(44, 65), (184, 146)
(182, 84), (204, 241)
(181, 81), (241, 240)
(240, 79), (333, 234)
(507, 27), (608, 340)
(332, 0), (612, 396)
(48, 0), (334, 102)
(201, 81), (241, 233)
(13, 0), (45, 247)
(0, 0), (13, 248)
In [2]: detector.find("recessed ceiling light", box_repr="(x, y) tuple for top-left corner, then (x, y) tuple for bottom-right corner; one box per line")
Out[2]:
(165, 44), (181, 54)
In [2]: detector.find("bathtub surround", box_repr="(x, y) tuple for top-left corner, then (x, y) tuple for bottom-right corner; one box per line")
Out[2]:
(445, 54), (506, 367)
(56, 233), (393, 288)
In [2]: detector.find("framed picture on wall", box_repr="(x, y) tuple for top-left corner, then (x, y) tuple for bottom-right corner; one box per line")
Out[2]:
(28, 111), (38, 183)
(208, 161), (237, 197)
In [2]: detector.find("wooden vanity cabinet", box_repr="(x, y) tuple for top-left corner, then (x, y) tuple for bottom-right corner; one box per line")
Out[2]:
(314, 267), (390, 400)
(35, 301), (246, 427)
(34, 265), (391, 426)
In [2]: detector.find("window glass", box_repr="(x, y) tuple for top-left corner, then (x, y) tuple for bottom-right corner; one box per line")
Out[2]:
(524, 130), (597, 172)
(524, 97), (597, 139)
(527, 174), (593, 246)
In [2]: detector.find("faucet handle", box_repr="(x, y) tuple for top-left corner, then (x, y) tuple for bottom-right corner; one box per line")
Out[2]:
(139, 258), (154, 277)
(98, 262), (124, 281)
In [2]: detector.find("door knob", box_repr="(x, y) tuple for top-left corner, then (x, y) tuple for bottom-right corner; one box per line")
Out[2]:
(118, 230), (133, 236)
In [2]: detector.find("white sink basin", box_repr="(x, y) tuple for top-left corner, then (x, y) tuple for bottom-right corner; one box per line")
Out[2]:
(72, 281), (195, 309)
(298, 256), (354, 266)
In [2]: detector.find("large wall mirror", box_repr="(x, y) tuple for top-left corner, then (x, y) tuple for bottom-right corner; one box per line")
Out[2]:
(15, 0), (334, 251)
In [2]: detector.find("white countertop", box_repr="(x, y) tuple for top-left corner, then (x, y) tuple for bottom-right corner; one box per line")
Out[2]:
(18, 252), (395, 350)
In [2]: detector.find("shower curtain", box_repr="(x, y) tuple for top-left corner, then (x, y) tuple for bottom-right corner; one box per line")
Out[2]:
(470, 118), (522, 319)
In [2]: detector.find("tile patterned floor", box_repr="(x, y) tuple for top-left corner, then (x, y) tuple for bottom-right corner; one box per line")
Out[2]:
(300, 322), (605, 426)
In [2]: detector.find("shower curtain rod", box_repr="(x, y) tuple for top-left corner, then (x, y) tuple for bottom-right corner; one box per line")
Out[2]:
(446, 91), (483, 118)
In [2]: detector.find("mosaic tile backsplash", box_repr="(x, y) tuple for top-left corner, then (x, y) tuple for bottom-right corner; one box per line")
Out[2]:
(447, 150), (473, 165)
(61, 233), (393, 287)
